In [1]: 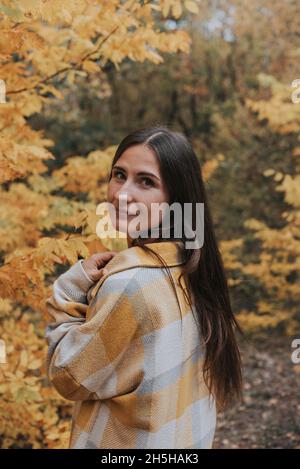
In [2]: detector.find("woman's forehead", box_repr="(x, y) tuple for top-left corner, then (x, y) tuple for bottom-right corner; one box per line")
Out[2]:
(115, 147), (160, 174)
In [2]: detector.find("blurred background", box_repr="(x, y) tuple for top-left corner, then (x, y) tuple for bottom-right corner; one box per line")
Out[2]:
(0, 0), (299, 448)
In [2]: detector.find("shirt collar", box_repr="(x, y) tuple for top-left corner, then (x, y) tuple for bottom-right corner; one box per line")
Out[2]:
(89, 240), (186, 300)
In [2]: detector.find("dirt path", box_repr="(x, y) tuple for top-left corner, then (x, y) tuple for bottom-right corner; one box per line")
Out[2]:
(213, 336), (300, 448)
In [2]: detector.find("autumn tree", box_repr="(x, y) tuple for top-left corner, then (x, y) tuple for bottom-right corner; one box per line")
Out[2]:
(235, 74), (300, 335)
(0, 0), (198, 448)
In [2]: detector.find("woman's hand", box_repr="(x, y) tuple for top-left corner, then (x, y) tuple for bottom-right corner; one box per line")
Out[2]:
(81, 251), (117, 282)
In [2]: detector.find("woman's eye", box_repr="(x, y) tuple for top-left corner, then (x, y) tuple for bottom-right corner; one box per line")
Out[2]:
(114, 171), (125, 181)
(112, 171), (153, 187)
(141, 177), (154, 187)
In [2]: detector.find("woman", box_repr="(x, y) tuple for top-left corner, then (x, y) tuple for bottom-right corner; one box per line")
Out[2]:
(45, 126), (243, 449)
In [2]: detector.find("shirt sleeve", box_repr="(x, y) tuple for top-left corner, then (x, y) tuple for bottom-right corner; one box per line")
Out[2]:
(44, 264), (142, 401)
(78, 259), (94, 283)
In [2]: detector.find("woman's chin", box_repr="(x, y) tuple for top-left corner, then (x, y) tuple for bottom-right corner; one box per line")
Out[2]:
(112, 215), (154, 238)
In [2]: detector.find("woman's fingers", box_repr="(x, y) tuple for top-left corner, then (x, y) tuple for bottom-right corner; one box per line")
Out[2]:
(92, 251), (116, 268)
(81, 251), (117, 281)
(92, 268), (106, 280)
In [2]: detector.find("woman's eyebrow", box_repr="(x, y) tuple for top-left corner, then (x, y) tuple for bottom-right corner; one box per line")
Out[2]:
(113, 165), (160, 181)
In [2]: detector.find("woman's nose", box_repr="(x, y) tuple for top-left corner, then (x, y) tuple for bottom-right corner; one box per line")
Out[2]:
(115, 190), (134, 207)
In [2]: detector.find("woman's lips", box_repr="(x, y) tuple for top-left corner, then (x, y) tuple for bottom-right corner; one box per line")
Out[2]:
(116, 209), (135, 217)
(116, 205), (140, 216)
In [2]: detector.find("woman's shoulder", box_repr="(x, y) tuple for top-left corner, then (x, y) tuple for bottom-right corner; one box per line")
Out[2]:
(95, 265), (167, 298)
(88, 243), (183, 301)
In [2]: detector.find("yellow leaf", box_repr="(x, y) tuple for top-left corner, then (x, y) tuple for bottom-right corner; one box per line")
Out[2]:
(274, 172), (284, 181)
(28, 359), (42, 370)
(82, 60), (99, 73)
(162, 0), (171, 17)
(184, 1), (199, 14)
(263, 168), (275, 177)
(172, 2), (182, 19)
(20, 350), (28, 368)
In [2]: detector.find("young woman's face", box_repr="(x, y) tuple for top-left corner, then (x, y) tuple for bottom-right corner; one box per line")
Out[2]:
(107, 144), (170, 244)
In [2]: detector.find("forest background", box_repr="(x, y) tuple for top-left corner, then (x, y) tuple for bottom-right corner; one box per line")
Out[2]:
(0, 0), (299, 448)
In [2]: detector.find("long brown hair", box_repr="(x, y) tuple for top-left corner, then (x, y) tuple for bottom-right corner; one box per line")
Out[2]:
(108, 125), (243, 411)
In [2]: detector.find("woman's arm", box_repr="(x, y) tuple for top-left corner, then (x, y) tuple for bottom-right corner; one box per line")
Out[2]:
(44, 266), (141, 401)
(44, 260), (95, 399)
(45, 260), (94, 321)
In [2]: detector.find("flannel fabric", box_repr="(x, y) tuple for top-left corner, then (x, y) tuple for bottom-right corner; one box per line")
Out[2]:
(45, 240), (216, 449)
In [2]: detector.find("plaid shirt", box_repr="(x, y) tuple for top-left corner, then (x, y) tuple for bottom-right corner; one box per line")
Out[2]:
(45, 240), (216, 449)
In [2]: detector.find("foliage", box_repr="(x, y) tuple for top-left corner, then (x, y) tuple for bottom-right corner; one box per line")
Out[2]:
(0, 0), (299, 449)
(0, 0), (197, 448)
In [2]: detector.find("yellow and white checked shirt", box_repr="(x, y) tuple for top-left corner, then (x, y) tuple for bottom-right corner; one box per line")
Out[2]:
(45, 240), (216, 449)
